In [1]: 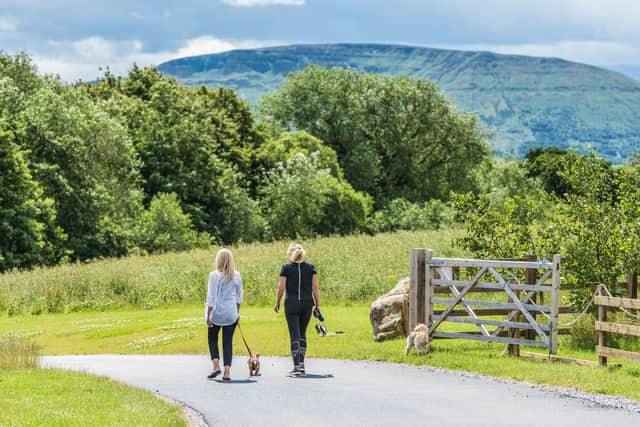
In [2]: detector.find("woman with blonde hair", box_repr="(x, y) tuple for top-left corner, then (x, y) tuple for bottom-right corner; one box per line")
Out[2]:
(274, 243), (320, 376)
(205, 248), (243, 381)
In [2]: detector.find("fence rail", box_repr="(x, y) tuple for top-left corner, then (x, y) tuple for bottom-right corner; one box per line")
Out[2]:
(595, 284), (640, 366)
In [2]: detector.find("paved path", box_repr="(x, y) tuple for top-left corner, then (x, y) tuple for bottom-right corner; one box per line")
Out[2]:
(43, 355), (640, 427)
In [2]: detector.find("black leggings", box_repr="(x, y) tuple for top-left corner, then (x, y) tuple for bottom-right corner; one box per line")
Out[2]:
(208, 320), (237, 367)
(285, 302), (313, 366)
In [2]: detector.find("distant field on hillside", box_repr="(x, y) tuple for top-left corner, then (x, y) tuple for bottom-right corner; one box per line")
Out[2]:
(158, 43), (640, 161)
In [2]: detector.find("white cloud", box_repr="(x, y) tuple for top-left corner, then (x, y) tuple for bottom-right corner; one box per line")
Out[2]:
(437, 40), (640, 66)
(174, 36), (236, 57)
(29, 35), (273, 81)
(559, 0), (640, 41)
(220, 0), (304, 6)
(0, 15), (18, 32)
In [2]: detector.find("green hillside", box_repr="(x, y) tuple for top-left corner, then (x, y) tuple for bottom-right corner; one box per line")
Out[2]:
(158, 43), (640, 161)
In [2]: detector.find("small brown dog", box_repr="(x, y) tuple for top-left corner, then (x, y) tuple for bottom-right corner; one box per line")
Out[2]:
(238, 323), (260, 376)
(247, 352), (260, 376)
(404, 323), (430, 355)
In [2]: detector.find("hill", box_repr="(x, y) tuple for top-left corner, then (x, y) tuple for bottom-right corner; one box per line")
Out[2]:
(158, 44), (640, 161)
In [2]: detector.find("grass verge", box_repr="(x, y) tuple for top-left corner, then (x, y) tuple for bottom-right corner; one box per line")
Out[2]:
(0, 368), (186, 427)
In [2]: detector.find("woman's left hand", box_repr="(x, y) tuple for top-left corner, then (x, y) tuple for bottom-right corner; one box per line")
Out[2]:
(207, 320), (213, 328)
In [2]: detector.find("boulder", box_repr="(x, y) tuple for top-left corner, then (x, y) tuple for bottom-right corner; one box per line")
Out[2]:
(370, 277), (410, 341)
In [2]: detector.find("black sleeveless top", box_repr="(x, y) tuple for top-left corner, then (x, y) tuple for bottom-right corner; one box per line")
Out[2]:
(279, 261), (316, 304)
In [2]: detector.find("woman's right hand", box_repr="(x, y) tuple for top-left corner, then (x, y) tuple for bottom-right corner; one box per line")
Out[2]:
(274, 303), (280, 313)
(207, 320), (214, 328)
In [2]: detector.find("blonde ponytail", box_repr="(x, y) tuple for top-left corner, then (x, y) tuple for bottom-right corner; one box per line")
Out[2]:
(287, 243), (305, 263)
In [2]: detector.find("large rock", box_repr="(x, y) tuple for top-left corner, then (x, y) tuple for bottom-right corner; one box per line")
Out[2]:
(370, 277), (410, 341)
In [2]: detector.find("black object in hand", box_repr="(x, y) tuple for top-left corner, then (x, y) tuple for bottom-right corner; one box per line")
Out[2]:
(313, 307), (324, 322)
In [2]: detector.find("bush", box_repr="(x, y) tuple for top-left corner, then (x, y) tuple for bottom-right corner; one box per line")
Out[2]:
(135, 193), (212, 254)
(254, 131), (343, 180)
(369, 198), (454, 233)
(260, 153), (371, 239)
(567, 313), (598, 350)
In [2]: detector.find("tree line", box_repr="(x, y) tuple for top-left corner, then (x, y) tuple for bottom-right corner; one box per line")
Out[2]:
(1, 54), (490, 272)
(453, 147), (640, 303)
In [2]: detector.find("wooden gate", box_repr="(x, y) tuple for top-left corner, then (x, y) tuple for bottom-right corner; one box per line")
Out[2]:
(409, 249), (561, 354)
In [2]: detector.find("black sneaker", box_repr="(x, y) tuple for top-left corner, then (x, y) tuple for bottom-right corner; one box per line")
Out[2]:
(298, 364), (305, 375)
(289, 367), (303, 377)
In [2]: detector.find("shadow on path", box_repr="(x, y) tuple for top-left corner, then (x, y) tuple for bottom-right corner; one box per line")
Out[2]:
(288, 373), (334, 379)
(213, 378), (258, 384)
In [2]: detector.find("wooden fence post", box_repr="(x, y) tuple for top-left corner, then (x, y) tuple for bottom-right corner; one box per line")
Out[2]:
(628, 272), (638, 316)
(524, 260), (538, 342)
(550, 254), (561, 354)
(628, 271), (638, 299)
(507, 288), (522, 356)
(597, 285), (608, 366)
(424, 249), (434, 333)
(410, 249), (426, 332)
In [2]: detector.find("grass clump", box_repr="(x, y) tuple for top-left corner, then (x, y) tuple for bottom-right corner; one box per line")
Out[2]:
(568, 311), (640, 352)
(0, 334), (39, 370)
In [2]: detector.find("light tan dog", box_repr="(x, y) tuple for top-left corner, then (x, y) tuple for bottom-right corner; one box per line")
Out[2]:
(247, 352), (260, 376)
(404, 323), (430, 355)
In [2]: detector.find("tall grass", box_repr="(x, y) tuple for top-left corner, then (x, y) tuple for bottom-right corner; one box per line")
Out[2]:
(0, 335), (40, 369)
(0, 230), (465, 315)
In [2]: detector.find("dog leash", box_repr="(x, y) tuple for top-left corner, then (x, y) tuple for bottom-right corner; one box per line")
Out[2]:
(237, 322), (253, 355)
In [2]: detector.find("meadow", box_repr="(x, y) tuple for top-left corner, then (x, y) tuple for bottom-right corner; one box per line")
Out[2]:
(0, 230), (463, 315)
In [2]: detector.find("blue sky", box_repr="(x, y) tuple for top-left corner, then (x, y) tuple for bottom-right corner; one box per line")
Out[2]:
(1, 0), (639, 80)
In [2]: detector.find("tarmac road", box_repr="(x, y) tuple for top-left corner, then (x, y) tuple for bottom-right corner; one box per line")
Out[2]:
(42, 355), (640, 427)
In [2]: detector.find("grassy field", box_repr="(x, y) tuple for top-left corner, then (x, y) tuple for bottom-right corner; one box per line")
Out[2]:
(0, 369), (186, 426)
(0, 230), (464, 315)
(1, 228), (639, 417)
(1, 303), (639, 401)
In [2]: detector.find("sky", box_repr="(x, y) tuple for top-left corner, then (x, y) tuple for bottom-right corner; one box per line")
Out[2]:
(1, 0), (640, 81)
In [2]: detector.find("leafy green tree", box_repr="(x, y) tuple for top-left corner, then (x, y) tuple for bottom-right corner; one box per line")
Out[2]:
(475, 157), (547, 202)
(260, 153), (371, 239)
(254, 131), (343, 180)
(452, 192), (550, 259)
(90, 66), (265, 243)
(261, 66), (489, 203)
(525, 147), (577, 197)
(136, 193), (212, 254)
(551, 153), (626, 287)
(16, 82), (142, 259)
(617, 161), (640, 275)
(0, 125), (62, 271)
(1, 52), (144, 260)
(370, 198), (453, 233)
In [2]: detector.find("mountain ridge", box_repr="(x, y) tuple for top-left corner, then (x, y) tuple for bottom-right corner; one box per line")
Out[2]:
(158, 43), (640, 161)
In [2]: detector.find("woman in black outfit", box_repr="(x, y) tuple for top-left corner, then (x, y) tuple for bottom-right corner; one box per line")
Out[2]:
(274, 243), (320, 376)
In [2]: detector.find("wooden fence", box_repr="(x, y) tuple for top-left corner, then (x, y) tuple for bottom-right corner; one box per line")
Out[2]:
(410, 249), (562, 354)
(595, 284), (640, 366)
